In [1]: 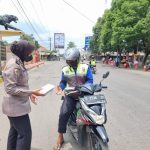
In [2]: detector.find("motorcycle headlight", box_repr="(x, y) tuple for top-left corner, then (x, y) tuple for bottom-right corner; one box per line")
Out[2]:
(80, 100), (105, 125)
(94, 114), (105, 125)
(88, 111), (105, 125)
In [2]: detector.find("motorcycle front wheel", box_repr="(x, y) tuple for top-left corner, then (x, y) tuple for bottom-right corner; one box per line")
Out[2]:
(88, 132), (109, 150)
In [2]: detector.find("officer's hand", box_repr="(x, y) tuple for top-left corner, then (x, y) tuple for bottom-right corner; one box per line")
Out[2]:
(55, 86), (63, 95)
(30, 94), (38, 105)
(32, 89), (44, 96)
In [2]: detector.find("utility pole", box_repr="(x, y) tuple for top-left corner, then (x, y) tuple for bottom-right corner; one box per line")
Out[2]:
(49, 37), (51, 51)
(0, 37), (2, 76)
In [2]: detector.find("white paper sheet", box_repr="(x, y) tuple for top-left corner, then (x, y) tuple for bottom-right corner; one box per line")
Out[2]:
(39, 84), (55, 95)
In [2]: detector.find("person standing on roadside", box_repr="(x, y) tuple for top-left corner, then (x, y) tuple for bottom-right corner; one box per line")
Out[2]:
(2, 40), (44, 150)
(114, 56), (120, 67)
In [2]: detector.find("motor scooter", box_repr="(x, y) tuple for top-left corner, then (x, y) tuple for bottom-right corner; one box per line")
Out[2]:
(63, 71), (110, 150)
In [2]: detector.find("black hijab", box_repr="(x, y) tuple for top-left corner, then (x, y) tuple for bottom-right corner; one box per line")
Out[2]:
(10, 40), (35, 62)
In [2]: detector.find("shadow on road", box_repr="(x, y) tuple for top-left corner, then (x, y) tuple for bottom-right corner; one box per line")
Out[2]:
(62, 130), (86, 150)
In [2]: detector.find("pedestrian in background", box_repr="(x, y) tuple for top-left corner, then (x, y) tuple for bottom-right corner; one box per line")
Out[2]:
(133, 58), (139, 69)
(2, 40), (44, 150)
(114, 56), (120, 67)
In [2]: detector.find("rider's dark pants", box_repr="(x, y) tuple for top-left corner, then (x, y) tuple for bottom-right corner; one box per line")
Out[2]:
(58, 96), (76, 133)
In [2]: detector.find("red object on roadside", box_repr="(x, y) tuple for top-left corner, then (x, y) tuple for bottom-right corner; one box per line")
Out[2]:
(143, 65), (148, 71)
(134, 64), (138, 70)
(124, 63), (128, 68)
(110, 60), (114, 65)
(106, 60), (108, 64)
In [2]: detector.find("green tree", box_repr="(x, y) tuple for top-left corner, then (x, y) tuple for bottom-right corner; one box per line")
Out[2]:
(140, 5), (150, 65)
(90, 17), (102, 53)
(99, 10), (113, 54)
(20, 34), (40, 49)
(67, 41), (76, 49)
(35, 40), (40, 49)
(91, 0), (150, 64)
(111, 0), (150, 64)
(2, 40), (8, 45)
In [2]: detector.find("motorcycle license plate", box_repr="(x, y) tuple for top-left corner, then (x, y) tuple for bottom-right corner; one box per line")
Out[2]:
(82, 94), (106, 105)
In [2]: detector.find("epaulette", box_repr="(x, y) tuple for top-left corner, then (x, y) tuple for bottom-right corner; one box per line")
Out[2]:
(15, 59), (25, 70)
(16, 59), (21, 65)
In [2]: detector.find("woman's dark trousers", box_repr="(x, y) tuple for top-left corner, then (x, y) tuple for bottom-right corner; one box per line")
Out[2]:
(7, 114), (32, 150)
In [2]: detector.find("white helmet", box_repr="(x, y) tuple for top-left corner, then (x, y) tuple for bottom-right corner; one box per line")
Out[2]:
(64, 48), (80, 61)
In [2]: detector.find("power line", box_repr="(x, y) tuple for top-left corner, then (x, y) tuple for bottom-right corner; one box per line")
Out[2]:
(38, 0), (53, 49)
(15, 0), (46, 43)
(62, 0), (95, 24)
(18, 0), (46, 34)
(10, 0), (34, 31)
(7, 0), (50, 49)
(17, 0), (50, 46)
(19, 0), (48, 44)
(38, 0), (52, 35)
(30, 0), (48, 33)
(11, 0), (48, 46)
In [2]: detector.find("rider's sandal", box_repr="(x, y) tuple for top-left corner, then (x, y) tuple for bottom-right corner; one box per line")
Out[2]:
(53, 140), (64, 150)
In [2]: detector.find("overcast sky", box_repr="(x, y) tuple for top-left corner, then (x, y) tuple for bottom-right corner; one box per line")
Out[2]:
(0, 0), (112, 49)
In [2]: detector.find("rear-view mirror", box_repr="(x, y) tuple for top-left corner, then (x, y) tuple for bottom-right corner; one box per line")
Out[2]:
(103, 71), (109, 79)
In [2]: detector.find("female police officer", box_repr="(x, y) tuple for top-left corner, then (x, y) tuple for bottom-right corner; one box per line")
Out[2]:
(2, 40), (43, 150)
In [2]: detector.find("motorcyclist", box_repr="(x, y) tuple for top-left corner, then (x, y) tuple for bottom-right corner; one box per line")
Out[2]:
(54, 48), (93, 150)
(89, 55), (96, 68)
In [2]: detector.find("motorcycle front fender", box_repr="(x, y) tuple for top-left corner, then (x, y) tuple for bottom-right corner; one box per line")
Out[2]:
(91, 125), (109, 143)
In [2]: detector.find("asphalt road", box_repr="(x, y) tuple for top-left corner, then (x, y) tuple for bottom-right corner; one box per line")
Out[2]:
(0, 60), (150, 150)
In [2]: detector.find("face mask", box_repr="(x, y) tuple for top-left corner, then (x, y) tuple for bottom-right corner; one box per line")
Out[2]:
(24, 55), (33, 62)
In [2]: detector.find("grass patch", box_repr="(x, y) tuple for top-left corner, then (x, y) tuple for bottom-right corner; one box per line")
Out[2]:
(0, 77), (3, 84)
